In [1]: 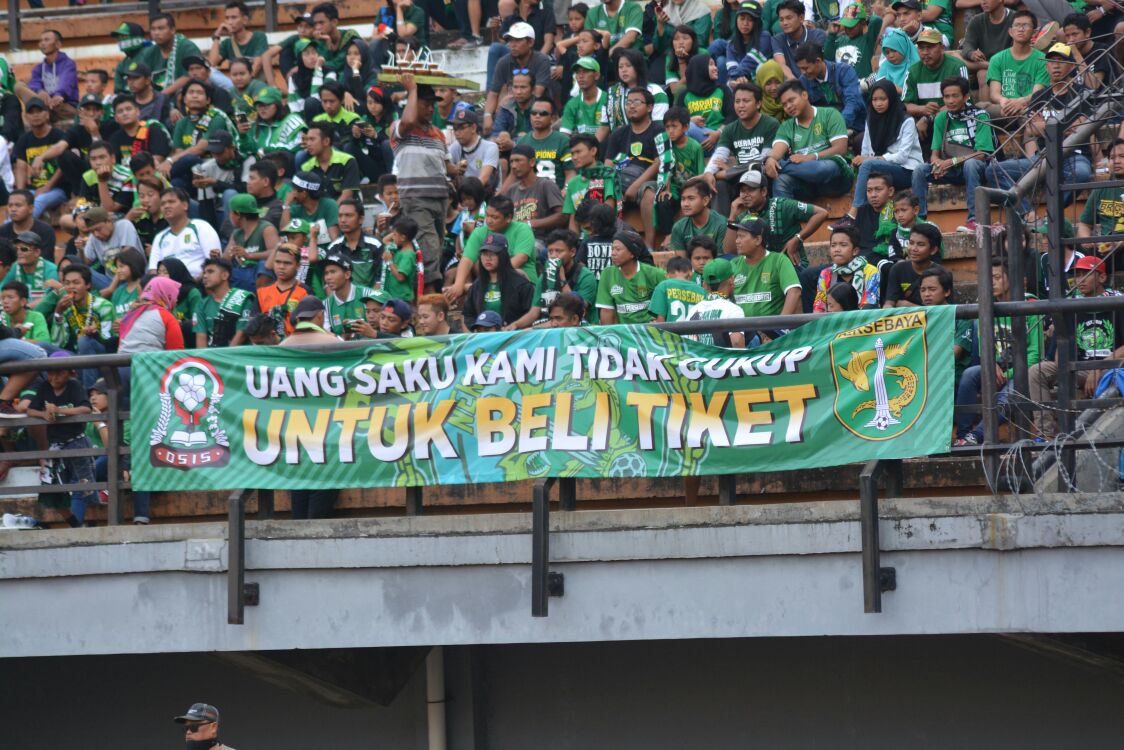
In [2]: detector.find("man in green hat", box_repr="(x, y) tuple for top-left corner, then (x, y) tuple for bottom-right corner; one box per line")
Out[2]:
(226, 192), (279, 291)
(823, 2), (883, 81)
(110, 22), (151, 94)
(560, 58), (607, 136)
(688, 257), (747, 348)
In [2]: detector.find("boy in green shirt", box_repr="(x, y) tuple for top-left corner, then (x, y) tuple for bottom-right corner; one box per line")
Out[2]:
(985, 10), (1049, 118)
(562, 134), (619, 233)
(584, 0), (645, 50)
(560, 58), (608, 136)
(595, 232), (667, 324)
(823, 4), (883, 80)
(53, 264), (116, 388)
(379, 215), (421, 303)
(649, 256), (707, 322)
(661, 107), (706, 201)
(0, 281), (51, 344)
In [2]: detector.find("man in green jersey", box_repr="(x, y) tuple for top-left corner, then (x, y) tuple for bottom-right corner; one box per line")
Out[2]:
(560, 58), (607, 136)
(515, 97), (574, 191)
(649, 256), (706, 322)
(904, 27), (969, 143)
(703, 84), (779, 187)
(670, 178), (728, 255)
(595, 231), (666, 324)
(823, 3), (883, 81)
(513, 228), (600, 328)
(447, 194), (539, 303)
(193, 257), (259, 348)
(725, 168), (828, 268)
(320, 252), (380, 339)
(208, 1), (270, 75)
(985, 9), (1048, 119)
(763, 79), (853, 200)
(727, 218), (802, 318)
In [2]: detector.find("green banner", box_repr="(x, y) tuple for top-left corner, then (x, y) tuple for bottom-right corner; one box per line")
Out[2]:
(131, 307), (954, 492)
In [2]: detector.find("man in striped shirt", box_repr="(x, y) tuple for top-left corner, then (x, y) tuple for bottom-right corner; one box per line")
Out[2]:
(390, 73), (453, 295)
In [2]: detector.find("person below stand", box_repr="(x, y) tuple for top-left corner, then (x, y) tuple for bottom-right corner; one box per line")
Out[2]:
(763, 80), (854, 201)
(174, 703), (239, 750)
(320, 252), (379, 340)
(546, 292), (588, 328)
(725, 169), (827, 271)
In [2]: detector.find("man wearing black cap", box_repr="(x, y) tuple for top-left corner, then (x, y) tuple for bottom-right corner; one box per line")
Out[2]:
(193, 130), (245, 229)
(280, 296), (340, 346)
(13, 98), (67, 220)
(391, 73), (454, 293)
(282, 170), (340, 254)
(110, 22), (151, 94)
(174, 702), (237, 750)
(194, 256), (259, 347)
(727, 218), (802, 318)
(501, 144), (566, 242)
(320, 252), (379, 339)
(124, 61), (173, 123)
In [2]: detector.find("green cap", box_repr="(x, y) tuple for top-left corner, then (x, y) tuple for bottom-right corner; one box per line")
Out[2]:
(361, 288), (390, 304)
(254, 86), (283, 105)
(229, 193), (260, 216)
(838, 2), (867, 27)
(703, 258), (734, 286)
(1035, 218), (1075, 238)
(294, 38), (315, 56)
(283, 218), (311, 235)
(572, 56), (601, 74)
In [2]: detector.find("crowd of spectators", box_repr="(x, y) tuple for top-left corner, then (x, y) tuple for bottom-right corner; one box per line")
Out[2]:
(1, 0), (1124, 524)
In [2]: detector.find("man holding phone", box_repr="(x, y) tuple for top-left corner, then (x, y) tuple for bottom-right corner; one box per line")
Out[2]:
(320, 252), (380, 339)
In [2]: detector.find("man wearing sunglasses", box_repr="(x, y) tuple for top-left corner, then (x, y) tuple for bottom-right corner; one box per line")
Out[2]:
(175, 703), (237, 750)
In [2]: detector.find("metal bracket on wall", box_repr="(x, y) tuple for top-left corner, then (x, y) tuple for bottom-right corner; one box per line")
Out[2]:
(858, 459), (902, 614)
(228, 488), (262, 624)
(531, 476), (576, 617)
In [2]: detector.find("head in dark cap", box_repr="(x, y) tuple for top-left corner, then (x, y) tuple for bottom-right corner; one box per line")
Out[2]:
(611, 231), (650, 267)
(25, 97), (47, 113)
(291, 295), (325, 326)
(729, 218), (769, 257)
(80, 93), (103, 111)
(291, 171), (322, 197)
(174, 703), (221, 744)
(206, 129), (235, 155)
(470, 309), (504, 331)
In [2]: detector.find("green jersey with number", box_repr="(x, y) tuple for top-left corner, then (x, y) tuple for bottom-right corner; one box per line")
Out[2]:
(648, 278), (707, 322)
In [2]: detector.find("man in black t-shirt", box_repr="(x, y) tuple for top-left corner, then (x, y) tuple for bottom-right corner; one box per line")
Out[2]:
(107, 95), (172, 165)
(883, 223), (942, 307)
(13, 98), (68, 219)
(0, 190), (56, 256)
(604, 87), (673, 249)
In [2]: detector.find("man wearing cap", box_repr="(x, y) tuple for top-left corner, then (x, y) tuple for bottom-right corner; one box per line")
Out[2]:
(13, 98), (67, 219)
(903, 28), (969, 141)
(470, 309), (505, 332)
(3, 230), (59, 301)
(988, 41), (1092, 220)
(174, 702), (237, 750)
(890, 0), (949, 49)
(823, 3), (883, 81)
(1030, 255), (1124, 437)
(20, 30), (78, 122)
(320, 252), (380, 339)
(123, 62), (173, 123)
(139, 13), (204, 97)
(300, 123), (361, 203)
(81, 207), (142, 279)
(283, 170), (340, 253)
(985, 10), (1048, 119)
(150, 187), (223, 279)
(192, 129), (245, 229)
(595, 231), (666, 324)
(110, 22), (152, 94)
(560, 58), (607, 136)
(725, 168), (829, 268)
(726, 218), (802, 318)
(501, 144), (566, 242)
(584, 0), (644, 53)
(225, 193), (279, 291)
(194, 256), (259, 348)
(280, 295), (339, 346)
(688, 258), (746, 352)
(484, 22), (554, 132)
(208, 0), (270, 75)
(391, 73), (454, 293)
(450, 109), (500, 193)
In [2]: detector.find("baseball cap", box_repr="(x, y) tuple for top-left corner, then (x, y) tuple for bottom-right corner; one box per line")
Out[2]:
(471, 310), (504, 329)
(510, 143), (536, 160)
(124, 61), (152, 78)
(292, 296), (324, 321)
(735, 1), (762, 17)
(703, 258), (734, 286)
(320, 252), (351, 271)
(80, 93), (103, 109)
(838, 2), (866, 27)
(25, 97), (47, 112)
(916, 27), (943, 45)
(14, 231), (41, 246)
(383, 298), (412, 321)
(291, 171), (323, 194)
(111, 21), (146, 37)
(1075, 255), (1106, 272)
(282, 218), (311, 235)
(572, 56), (601, 74)
(728, 218), (767, 235)
(183, 55), (209, 70)
(206, 130), (234, 152)
(891, 0), (922, 9)
(1034, 218), (1074, 238)
(254, 86), (283, 105)
(451, 107), (480, 127)
(229, 193), (260, 216)
(504, 21), (536, 40)
(89, 378), (109, 394)
(361, 288), (390, 304)
(294, 38), (315, 57)
(480, 233), (509, 253)
(295, 11), (314, 24)
(739, 169), (766, 188)
(174, 704), (221, 724)
(83, 206), (111, 226)
(1045, 42), (1075, 61)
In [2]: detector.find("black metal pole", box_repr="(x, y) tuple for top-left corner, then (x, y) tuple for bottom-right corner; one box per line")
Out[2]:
(1005, 206), (1031, 441)
(148, 0), (160, 19)
(531, 477), (555, 617)
(227, 488), (248, 625)
(405, 485), (423, 515)
(264, 0), (276, 32)
(102, 366), (123, 525)
(558, 476), (576, 511)
(1045, 118), (1076, 489)
(859, 460), (882, 614)
(8, 0), (20, 52)
(718, 475), (736, 505)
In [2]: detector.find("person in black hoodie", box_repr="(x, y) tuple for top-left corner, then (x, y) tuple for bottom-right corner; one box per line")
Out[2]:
(462, 232), (535, 329)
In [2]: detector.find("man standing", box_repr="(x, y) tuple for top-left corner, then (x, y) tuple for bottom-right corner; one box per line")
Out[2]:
(502, 144), (566, 243)
(149, 188), (222, 278)
(391, 74), (451, 293)
(516, 97), (573, 191)
(209, 1), (270, 75)
(174, 703), (238, 750)
(727, 218), (802, 318)
(13, 98), (67, 219)
(484, 23), (553, 132)
(194, 257), (259, 347)
(22, 30), (78, 122)
(327, 197), (383, 288)
(704, 83), (779, 184)
(300, 123), (360, 202)
(763, 80), (854, 201)
(670, 178), (727, 254)
(604, 88), (673, 249)
(560, 58), (607, 136)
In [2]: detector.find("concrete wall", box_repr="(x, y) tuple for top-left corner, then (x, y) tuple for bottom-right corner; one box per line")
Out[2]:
(3, 636), (1123, 749)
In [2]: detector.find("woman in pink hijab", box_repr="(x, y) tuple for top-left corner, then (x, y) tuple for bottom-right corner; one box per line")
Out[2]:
(119, 276), (185, 353)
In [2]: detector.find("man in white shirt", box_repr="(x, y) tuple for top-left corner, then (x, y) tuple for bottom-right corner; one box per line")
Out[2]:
(687, 258), (747, 349)
(148, 187), (221, 278)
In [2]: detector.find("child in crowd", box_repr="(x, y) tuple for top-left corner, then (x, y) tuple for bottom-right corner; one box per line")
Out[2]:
(279, 219), (320, 294)
(650, 256), (707, 323)
(888, 190), (937, 260)
(813, 224), (880, 313)
(918, 265), (975, 388)
(0, 281), (51, 344)
(687, 238), (718, 287)
(380, 215), (422, 303)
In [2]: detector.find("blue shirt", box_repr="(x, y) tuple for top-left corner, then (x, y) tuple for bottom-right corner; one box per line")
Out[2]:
(799, 60), (866, 132)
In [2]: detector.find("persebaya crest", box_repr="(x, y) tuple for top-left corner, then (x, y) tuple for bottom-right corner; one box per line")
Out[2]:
(830, 311), (929, 441)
